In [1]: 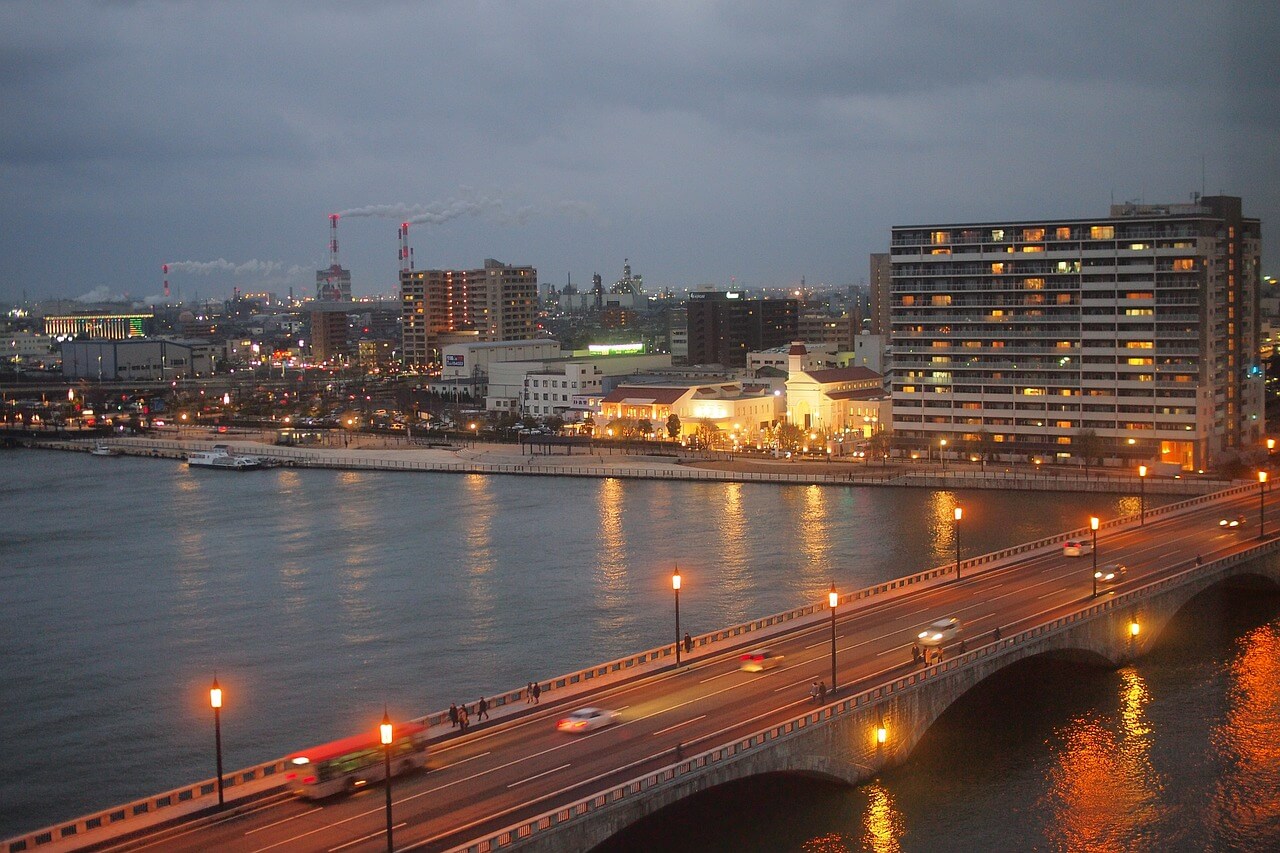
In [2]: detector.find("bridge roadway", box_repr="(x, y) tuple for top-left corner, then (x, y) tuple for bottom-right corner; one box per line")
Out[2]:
(70, 488), (1266, 852)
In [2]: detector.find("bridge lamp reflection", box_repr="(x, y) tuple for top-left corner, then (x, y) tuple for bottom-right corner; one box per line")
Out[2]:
(876, 723), (887, 745)
(1129, 619), (1140, 637)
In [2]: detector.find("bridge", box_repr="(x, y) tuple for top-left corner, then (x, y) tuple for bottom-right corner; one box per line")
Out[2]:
(8, 482), (1280, 853)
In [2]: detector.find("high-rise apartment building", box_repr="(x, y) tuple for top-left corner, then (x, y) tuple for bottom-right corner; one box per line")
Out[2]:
(400, 259), (538, 368)
(686, 292), (799, 367)
(889, 196), (1261, 470)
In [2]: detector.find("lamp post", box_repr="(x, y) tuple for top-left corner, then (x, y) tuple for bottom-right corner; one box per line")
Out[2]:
(1090, 516), (1100, 598)
(380, 710), (394, 852)
(828, 583), (839, 693)
(672, 567), (682, 666)
(1138, 465), (1147, 525)
(939, 438), (947, 470)
(954, 506), (963, 580)
(210, 677), (224, 808)
(1259, 471), (1268, 540)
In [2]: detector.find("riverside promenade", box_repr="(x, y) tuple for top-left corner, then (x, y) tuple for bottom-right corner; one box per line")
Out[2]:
(35, 429), (1223, 495)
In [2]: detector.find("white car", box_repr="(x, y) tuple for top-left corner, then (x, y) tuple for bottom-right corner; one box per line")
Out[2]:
(1094, 563), (1126, 586)
(555, 707), (620, 734)
(1062, 539), (1093, 557)
(1219, 515), (1246, 529)
(917, 617), (962, 647)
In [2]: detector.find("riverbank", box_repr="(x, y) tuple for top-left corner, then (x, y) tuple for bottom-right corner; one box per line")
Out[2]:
(23, 430), (1227, 494)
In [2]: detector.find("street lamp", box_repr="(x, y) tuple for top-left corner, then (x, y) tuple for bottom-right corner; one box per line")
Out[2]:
(954, 506), (963, 580)
(1138, 465), (1147, 526)
(380, 710), (394, 853)
(828, 583), (839, 693)
(210, 677), (224, 808)
(1090, 516), (1100, 597)
(1259, 471), (1268, 540)
(672, 567), (682, 667)
(939, 438), (947, 470)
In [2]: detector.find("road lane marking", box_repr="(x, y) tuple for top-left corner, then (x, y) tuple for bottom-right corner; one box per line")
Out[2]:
(654, 715), (706, 736)
(244, 807), (325, 835)
(507, 762), (571, 788)
(327, 822), (407, 852)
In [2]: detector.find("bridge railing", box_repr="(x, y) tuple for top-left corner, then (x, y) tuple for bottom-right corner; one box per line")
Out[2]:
(451, 533), (1280, 853)
(3, 452), (1252, 852)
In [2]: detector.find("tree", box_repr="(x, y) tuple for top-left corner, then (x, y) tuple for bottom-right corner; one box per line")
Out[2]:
(666, 413), (681, 439)
(1073, 429), (1104, 472)
(777, 422), (805, 452)
(545, 415), (564, 433)
(638, 418), (653, 438)
(973, 429), (995, 469)
(868, 430), (892, 466)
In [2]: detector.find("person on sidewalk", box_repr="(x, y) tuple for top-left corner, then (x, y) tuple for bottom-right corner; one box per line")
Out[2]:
(532, 682), (541, 704)
(810, 680), (819, 704)
(458, 704), (469, 732)
(449, 702), (459, 729)
(683, 633), (693, 655)
(817, 680), (827, 705)
(477, 696), (489, 721)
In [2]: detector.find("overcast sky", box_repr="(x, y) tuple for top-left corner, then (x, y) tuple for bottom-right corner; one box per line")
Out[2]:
(1, 1), (1276, 305)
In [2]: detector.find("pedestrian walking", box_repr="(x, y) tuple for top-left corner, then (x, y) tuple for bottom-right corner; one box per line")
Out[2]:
(683, 633), (693, 655)
(526, 682), (534, 703)
(993, 626), (1002, 641)
(532, 682), (541, 704)
(477, 696), (489, 721)
(958, 639), (967, 654)
(810, 680), (819, 704)
(449, 702), (459, 729)
(817, 680), (827, 705)
(458, 704), (469, 732)
(911, 643), (921, 665)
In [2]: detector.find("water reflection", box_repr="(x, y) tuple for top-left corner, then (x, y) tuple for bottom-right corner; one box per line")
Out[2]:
(595, 478), (632, 633)
(461, 474), (498, 642)
(334, 472), (378, 646)
(718, 483), (751, 624)
(797, 485), (833, 586)
(1207, 620), (1280, 843)
(857, 782), (904, 853)
(1039, 667), (1165, 851)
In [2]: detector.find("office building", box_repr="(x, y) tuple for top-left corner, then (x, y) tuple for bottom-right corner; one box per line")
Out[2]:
(686, 291), (798, 367)
(888, 196), (1262, 469)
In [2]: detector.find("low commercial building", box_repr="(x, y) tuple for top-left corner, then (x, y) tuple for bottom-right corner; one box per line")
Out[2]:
(61, 338), (218, 380)
(599, 381), (784, 439)
(784, 342), (889, 435)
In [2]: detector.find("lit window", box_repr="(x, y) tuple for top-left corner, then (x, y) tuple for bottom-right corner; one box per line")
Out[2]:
(1090, 225), (1115, 239)
(991, 263), (1005, 274)
(1022, 228), (1046, 241)
(931, 248), (952, 255)
(1024, 278), (1045, 290)
(1021, 245), (1044, 253)
(991, 229), (1005, 241)
(1055, 227), (1071, 239)
(1173, 259), (1195, 271)
(930, 231), (951, 245)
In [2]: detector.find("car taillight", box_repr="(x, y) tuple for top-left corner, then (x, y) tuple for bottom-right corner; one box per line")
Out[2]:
(303, 775), (316, 785)
(286, 772), (296, 780)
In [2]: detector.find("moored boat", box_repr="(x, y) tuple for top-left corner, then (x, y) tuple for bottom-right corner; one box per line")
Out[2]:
(187, 447), (265, 470)
(90, 444), (120, 457)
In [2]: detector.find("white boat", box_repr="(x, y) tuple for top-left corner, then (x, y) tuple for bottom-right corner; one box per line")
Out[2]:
(187, 447), (265, 471)
(90, 444), (120, 457)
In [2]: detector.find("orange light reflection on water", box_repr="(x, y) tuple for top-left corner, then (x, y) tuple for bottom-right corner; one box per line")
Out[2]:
(1039, 668), (1167, 852)
(1206, 620), (1280, 842)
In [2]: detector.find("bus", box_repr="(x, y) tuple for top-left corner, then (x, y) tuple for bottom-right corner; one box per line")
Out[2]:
(284, 721), (430, 799)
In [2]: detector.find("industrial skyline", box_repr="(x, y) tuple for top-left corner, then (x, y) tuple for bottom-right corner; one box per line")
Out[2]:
(0, 2), (1275, 304)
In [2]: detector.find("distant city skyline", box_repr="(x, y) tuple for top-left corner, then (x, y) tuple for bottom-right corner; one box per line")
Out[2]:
(1, 2), (1275, 305)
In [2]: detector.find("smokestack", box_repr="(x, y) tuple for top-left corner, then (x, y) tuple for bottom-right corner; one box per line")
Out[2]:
(329, 213), (340, 268)
(162, 263), (170, 299)
(399, 222), (411, 274)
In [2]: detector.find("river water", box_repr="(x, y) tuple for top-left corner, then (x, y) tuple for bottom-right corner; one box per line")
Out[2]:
(1, 449), (1275, 849)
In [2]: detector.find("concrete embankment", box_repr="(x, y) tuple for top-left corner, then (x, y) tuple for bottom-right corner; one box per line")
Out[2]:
(25, 435), (1227, 495)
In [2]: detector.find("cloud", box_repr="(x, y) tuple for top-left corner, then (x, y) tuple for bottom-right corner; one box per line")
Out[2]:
(338, 192), (595, 228)
(164, 259), (292, 277)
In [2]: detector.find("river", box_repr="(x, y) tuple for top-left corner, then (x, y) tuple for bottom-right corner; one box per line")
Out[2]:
(1, 449), (1275, 850)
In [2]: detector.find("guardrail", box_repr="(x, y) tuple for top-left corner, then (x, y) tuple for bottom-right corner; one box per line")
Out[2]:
(452, 535), (1280, 853)
(1, 456), (1253, 852)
